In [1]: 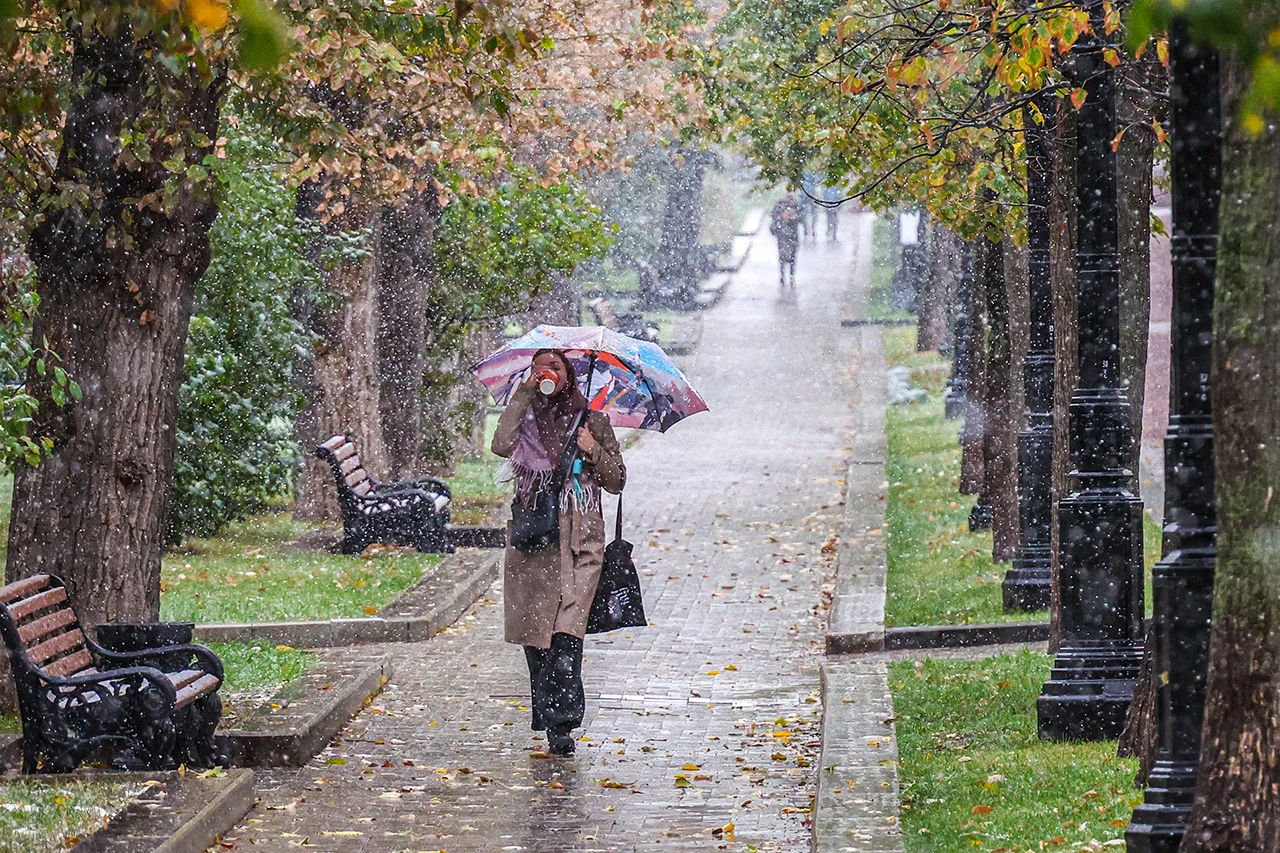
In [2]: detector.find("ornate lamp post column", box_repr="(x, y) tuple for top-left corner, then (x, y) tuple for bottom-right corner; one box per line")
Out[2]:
(1126, 19), (1220, 852)
(1036, 0), (1145, 741)
(1004, 94), (1055, 612)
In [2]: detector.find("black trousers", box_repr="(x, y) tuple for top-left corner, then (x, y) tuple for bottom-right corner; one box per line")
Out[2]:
(523, 632), (585, 733)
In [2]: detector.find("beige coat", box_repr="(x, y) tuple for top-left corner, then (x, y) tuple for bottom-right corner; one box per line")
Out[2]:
(492, 386), (626, 649)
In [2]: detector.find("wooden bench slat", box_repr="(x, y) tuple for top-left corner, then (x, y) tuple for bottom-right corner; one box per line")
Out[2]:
(345, 469), (370, 488)
(0, 575), (52, 605)
(28, 629), (85, 666)
(175, 674), (220, 709)
(333, 443), (358, 463)
(42, 648), (93, 678)
(10, 587), (68, 622)
(19, 607), (78, 644)
(352, 480), (374, 496)
(319, 435), (346, 451)
(340, 456), (364, 476)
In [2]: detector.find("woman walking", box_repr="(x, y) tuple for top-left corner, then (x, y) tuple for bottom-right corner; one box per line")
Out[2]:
(492, 349), (626, 755)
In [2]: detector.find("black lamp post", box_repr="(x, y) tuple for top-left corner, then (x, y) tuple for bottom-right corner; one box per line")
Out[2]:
(1036, 0), (1145, 741)
(1004, 93), (1055, 612)
(945, 242), (973, 420)
(1125, 19), (1219, 852)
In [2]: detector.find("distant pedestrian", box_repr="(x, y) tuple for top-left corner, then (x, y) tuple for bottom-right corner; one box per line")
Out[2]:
(770, 194), (801, 288)
(492, 349), (626, 756)
(801, 173), (820, 242)
(824, 186), (841, 241)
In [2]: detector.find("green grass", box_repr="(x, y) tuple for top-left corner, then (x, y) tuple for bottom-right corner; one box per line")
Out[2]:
(883, 329), (1042, 626)
(0, 777), (143, 852)
(891, 651), (1141, 852)
(211, 641), (313, 694)
(158, 514), (440, 624)
(869, 214), (912, 321)
(449, 413), (510, 525)
(882, 327), (1163, 627)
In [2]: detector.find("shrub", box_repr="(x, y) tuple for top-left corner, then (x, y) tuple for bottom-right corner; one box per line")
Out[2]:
(167, 131), (314, 541)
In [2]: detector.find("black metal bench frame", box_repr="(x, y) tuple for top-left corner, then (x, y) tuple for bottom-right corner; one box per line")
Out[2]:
(0, 574), (225, 773)
(316, 435), (454, 555)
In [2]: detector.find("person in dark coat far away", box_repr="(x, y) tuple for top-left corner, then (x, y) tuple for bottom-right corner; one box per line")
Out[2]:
(492, 349), (626, 756)
(770, 193), (802, 288)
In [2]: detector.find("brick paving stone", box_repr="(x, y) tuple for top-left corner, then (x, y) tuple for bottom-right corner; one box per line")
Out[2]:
(220, 216), (872, 853)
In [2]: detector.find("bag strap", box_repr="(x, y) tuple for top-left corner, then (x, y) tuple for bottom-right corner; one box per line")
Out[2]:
(552, 408), (588, 490)
(614, 492), (624, 541)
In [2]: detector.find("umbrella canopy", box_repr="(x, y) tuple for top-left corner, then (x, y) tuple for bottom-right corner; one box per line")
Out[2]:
(469, 325), (708, 432)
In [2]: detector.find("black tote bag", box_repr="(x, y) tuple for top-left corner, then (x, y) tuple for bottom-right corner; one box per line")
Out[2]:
(586, 493), (647, 634)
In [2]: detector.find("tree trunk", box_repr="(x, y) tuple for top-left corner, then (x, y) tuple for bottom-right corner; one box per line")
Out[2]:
(376, 191), (439, 479)
(1050, 100), (1079, 653)
(293, 184), (389, 521)
(918, 222), (956, 352)
(649, 150), (709, 310)
(6, 32), (224, 629)
(1181, 46), (1280, 853)
(985, 237), (1019, 562)
(1117, 60), (1160, 472)
(1114, 57), (1162, 776)
(960, 241), (988, 496)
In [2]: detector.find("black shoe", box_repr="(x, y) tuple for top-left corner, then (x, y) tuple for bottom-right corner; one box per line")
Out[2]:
(547, 728), (576, 756)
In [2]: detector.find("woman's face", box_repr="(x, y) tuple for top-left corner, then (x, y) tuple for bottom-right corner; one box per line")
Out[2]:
(533, 352), (570, 395)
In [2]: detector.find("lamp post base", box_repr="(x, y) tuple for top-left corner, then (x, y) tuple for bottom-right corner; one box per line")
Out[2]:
(1037, 645), (1142, 741)
(968, 496), (993, 531)
(1002, 561), (1051, 612)
(1125, 760), (1198, 853)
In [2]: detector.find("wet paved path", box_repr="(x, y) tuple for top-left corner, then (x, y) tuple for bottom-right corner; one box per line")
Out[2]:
(224, 215), (874, 852)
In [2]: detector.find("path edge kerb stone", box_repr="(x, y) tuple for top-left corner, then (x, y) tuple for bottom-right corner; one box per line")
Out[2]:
(192, 548), (500, 648)
(217, 648), (392, 768)
(813, 662), (907, 853)
(67, 768), (254, 853)
(826, 324), (889, 655)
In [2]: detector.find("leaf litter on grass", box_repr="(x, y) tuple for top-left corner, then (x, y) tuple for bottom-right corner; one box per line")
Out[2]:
(890, 650), (1141, 852)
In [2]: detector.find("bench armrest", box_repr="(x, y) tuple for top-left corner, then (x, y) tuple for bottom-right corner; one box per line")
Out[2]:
(43, 664), (180, 708)
(86, 638), (224, 682)
(375, 476), (451, 498)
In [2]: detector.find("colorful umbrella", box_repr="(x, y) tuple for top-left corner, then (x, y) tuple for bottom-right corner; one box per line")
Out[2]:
(469, 324), (708, 432)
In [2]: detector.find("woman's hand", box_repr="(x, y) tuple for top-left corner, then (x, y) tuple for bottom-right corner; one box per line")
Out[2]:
(576, 426), (599, 457)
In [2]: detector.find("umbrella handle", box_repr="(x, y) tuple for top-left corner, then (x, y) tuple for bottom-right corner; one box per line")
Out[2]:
(583, 352), (598, 404)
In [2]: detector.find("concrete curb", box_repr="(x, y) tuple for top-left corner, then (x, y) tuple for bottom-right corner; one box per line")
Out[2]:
(885, 621), (1051, 650)
(193, 548), (500, 648)
(826, 325), (890, 655)
(68, 769), (254, 853)
(219, 648), (392, 767)
(812, 662), (906, 852)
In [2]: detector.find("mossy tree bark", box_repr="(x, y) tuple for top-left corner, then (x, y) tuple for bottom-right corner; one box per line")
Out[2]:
(376, 191), (440, 479)
(1049, 100), (1078, 652)
(1181, 45), (1280, 853)
(983, 237), (1019, 562)
(918, 222), (956, 352)
(6, 31), (225, 627)
(960, 240), (988, 496)
(293, 184), (390, 522)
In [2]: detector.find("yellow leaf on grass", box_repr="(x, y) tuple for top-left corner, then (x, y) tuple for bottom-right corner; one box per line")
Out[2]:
(971, 804), (993, 814)
(185, 0), (229, 30)
(682, 763), (701, 771)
